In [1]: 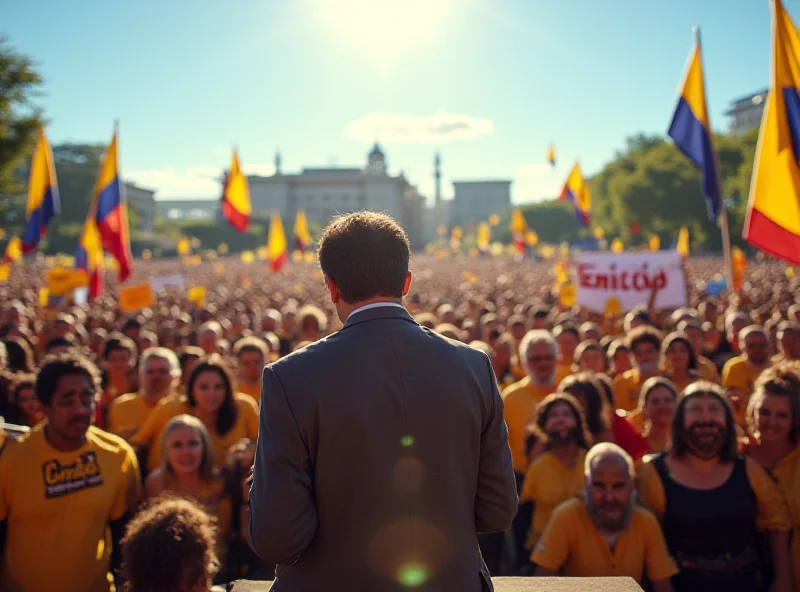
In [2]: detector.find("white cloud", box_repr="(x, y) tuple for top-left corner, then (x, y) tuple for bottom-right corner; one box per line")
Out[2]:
(127, 163), (276, 198)
(344, 109), (494, 144)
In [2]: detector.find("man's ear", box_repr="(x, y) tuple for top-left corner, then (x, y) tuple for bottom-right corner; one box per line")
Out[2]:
(403, 271), (412, 296)
(325, 275), (340, 304)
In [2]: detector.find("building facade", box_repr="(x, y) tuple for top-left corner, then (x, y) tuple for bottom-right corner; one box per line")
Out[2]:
(449, 180), (512, 228)
(247, 144), (425, 247)
(725, 89), (768, 136)
(123, 182), (156, 232)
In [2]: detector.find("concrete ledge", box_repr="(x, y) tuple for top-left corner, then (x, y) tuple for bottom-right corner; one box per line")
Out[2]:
(228, 577), (643, 591)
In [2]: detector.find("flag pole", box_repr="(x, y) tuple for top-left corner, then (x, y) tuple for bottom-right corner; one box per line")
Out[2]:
(695, 26), (734, 290)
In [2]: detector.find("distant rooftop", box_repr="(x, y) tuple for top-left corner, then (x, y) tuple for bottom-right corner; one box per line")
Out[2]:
(725, 88), (769, 114)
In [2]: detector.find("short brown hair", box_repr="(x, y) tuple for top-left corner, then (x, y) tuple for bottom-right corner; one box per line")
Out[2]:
(233, 336), (268, 359)
(317, 211), (410, 303)
(626, 325), (663, 353)
(122, 497), (219, 592)
(749, 361), (800, 444)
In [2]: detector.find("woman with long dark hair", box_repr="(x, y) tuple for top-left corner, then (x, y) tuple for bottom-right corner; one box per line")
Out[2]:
(131, 355), (258, 472)
(638, 382), (792, 592)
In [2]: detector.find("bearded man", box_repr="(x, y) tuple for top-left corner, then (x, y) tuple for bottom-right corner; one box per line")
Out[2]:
(533, 443), (677, 590)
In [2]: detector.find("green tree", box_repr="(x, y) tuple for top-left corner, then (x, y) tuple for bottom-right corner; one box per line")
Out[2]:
(519, 200), (581, 244)
(0, 36), (44, 228)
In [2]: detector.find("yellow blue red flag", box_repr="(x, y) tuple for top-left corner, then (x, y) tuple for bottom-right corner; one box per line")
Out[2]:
(22, 127), (60, 254)
(75, 127), (132, 299)
(668, 29), (723, 222)
(559, 162), (591, 227)
(510, 208), (527, 254)
(547, 145), (556, 168)
(221, 148), (251, 232)
(293, 209), (312, 252)
(744, 0), (800, 264)
(267, 214), (288, 272)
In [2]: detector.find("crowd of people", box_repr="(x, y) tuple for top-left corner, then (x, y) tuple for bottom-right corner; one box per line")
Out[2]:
(0, 246), (798, 591)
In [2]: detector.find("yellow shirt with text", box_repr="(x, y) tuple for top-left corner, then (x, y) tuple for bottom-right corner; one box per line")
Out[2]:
(501, 365), (572, 474)
(520, 449), (587, 548)
(131, 393), (259, 471)
(0, 425), (141, 592)
(532, 498), (678, 584)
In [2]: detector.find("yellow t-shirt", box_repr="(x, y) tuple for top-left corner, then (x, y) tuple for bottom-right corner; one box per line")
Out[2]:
(772, 445), (800, 591)
(637, 455), (791, 532)
(521, 448), (587, 548)
(697, 355), (721, 383)
(107, 393), (162, 441)
(613, 369), (647, 412)
(131, 393), (259, 472)
(238, 380), (261, 403)
(502, 366), (572, 474)
(722, 355), (769, 426)
(0, 425), (141, 592)
(532, 498), (678, 584)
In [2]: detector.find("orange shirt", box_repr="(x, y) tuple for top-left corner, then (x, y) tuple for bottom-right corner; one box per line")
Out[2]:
(238, 380), (261, 403)
(532, 498), (678, 584)
(613, 369), (648, 412)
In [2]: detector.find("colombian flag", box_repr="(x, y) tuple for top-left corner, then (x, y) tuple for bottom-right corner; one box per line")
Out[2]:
(668, 29), (723, 222)
(3, 237), (22, 264)
(547, 145), (556, 168)
(559, 163), (591, 227)
(293, 209), (312, 252)
(76, 128), (132, 299)
(744, 0), (800, 264)
(221, 149), (251, 232)
(267, 213), (288, 272)
(510, 208), (527, 254)
(22, 128), (60, 254)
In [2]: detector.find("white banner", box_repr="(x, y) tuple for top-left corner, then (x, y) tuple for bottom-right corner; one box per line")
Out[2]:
(150, 274), (186, 293)
(575, 251), (687, 313)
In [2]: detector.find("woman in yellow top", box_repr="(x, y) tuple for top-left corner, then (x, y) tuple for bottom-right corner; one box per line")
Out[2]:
(634, 377), (678, 454)
(662, 332), (700, 394)
(520, 393), (592, 555)
(144, 414), (233, 578)
(132, 355), (259, 472)
(745, 362), (800, 592)
(637, 382), (792, 592)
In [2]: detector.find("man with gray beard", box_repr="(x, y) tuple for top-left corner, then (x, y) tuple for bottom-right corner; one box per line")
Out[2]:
(533, 443), (678, 590)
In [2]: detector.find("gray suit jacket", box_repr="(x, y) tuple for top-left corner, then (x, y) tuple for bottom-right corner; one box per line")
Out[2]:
(249, 305), (517, 591)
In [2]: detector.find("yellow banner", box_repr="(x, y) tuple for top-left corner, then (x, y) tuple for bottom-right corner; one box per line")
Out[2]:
(119, 282), (155, 313)
(188, 286), (206, 306)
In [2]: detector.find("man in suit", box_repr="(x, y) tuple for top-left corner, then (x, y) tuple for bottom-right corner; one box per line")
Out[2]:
(249, 212), (517, 591)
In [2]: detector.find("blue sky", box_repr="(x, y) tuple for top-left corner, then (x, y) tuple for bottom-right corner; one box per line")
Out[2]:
(2, 0), (776, 204)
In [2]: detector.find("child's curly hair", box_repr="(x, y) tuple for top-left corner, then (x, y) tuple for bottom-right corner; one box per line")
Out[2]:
(122, 496), (219, 592)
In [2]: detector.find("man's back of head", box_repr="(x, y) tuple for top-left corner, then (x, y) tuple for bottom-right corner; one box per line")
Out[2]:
(317, 212), (412, 322)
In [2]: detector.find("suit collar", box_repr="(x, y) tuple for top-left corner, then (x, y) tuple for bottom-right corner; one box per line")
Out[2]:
(342, 304), (416, 329)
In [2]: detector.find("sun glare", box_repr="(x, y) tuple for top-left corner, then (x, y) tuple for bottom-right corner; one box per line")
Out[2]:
(318, 0), (451, 55)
